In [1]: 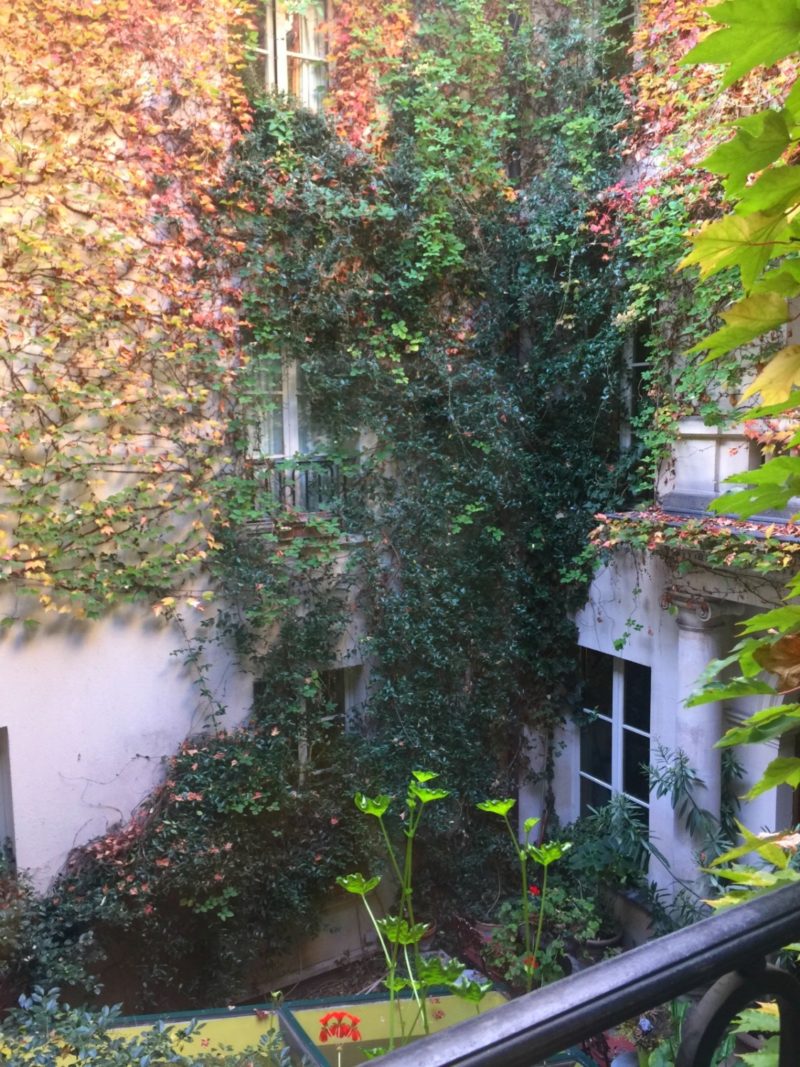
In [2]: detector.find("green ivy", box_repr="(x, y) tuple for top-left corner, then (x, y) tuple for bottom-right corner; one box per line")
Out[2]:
(8, 0), (642, 1010)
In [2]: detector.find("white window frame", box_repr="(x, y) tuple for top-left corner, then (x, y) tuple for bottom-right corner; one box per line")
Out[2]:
(251, 358), (345, 514)
(579, 652), (651, 815)
(252, 359), (315, 461)
(253, 1), (329, 112)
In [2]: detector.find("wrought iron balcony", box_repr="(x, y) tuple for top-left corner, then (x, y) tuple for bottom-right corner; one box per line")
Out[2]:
(264, 454), (344, 514)
(375, 880), (800, 1067)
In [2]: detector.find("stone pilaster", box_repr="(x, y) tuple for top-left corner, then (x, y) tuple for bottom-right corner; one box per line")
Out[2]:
(661, 589), (728, 888)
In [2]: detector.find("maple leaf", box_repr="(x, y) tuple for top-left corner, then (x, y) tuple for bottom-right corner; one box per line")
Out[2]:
(741, 345), (800, 405)
(679, 211), (794, 290)
(689, 292), (788, 362)
(755, 634), (800, 692)
(702, 111), (790, 197)
(682, 0), (800, 88)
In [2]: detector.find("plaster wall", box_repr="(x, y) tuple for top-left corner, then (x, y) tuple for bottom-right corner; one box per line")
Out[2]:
(0, 604), (252, 888)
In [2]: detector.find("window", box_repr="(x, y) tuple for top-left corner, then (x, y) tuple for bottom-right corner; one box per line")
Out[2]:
(620, 320), (652, 452)
(251, 1), (329, 112)
(579, 649), (651, 819)
(253, 359), (342, 513)
(319, 666), (365, 729)
(255, 359), (316, 460)
(0, 728), (15, 870)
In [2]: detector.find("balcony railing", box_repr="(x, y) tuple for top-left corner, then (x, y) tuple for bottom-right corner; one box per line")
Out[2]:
(264, 454), (344, 514)
(375, 881), (800, 1067)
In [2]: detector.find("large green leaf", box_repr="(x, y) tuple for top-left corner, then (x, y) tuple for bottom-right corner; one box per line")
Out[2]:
(354, 792), (392, 818)
(688, 678), (776, 707)
(707, 451), (800, 516)
(407, 781), (450, 804)
(703, 111), (790, 195)
(476, 798), (516, 817)
(716, 703), (800, 747)
(336, 872), (382, 896)
(376, 916), (429, 945)
(736, 163), (800, 215)
(679, 211), (793, 290)
(746, 756), (800, 798)
(711, 821), (790, 868)
(732, 1007), (781, 1034)
(738, 605), (800, 634)
(681, 0), (800, 88)
(737, 1036), (780, 1067)
(784, 75), (800, 121)
(689, 292), (787, 361)
(752, 260), (800, 297)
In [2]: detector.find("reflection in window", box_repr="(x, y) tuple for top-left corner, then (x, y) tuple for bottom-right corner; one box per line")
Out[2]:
(579, 649), (651, 820)
(251, 1), (329, 112)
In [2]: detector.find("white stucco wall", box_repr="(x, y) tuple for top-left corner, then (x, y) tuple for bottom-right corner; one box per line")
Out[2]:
(0, 603), (252, 888)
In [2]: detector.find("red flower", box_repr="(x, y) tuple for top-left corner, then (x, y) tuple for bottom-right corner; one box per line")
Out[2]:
(528, 884), (541, 897)
(523, 955), (539, 970)
(319, 1011), (362, 1043)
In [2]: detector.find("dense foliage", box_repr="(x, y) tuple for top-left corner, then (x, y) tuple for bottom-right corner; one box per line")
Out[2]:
(0, 0), (643, 1009)
(0, 0), (250, 620)
(674, 1), (800, 920)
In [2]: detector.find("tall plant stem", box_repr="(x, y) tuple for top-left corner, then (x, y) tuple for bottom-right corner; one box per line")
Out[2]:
(404, 805), (429, 1034)
(378, 813), (405, 1049)
(362, 896), (391, 970)
(532, 862), (549, 990)
(504, 814), (532, 991)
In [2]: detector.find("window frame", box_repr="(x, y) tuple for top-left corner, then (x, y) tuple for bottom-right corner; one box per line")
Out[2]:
(251, 358), (346, 515)
(252, 0), (330, 112)
(579, 650), (652, 817)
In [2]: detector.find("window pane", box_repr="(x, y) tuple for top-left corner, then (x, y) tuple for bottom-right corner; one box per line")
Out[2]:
(259, 402), (284, 456)
(580, 648), (613, 716)
(319, 669), (346, 721)
(623, 661), (651, 732)
(580, 776), (612, 816)
(287, 5), (328, 111)
(623, 728), (650, 803)
(288, 57), (327, 110)
(580, 717), (612, 784)
(255, 362), (285, 455)
(295, 365), (317, 453)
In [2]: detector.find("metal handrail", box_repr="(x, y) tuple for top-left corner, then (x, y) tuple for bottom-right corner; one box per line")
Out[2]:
(375, 881), (800, 1067)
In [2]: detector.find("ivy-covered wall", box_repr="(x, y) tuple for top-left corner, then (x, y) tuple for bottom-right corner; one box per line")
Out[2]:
(0, 0), (687, 1010)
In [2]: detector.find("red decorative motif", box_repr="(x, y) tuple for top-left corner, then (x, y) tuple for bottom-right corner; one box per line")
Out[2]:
(319, 1010), (362, 1043)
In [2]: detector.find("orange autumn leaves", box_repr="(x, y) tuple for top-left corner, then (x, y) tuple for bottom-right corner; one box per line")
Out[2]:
(0, 0), (250, 615)
(327, 0), (414, 152)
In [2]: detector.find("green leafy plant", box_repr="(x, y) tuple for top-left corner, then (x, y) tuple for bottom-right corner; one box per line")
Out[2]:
(476, 797), (571, 991)
(339, 772), (491, 1051)
(0, 987), (288, 1066)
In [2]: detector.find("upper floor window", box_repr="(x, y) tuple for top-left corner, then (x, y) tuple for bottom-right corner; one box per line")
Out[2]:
(579, 648), (651, 820)
(252, 1), (329, 112)
(255, 359), (316, 460)
(253, 359), (343, 513)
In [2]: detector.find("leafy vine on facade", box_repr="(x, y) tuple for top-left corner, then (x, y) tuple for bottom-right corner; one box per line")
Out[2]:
(0, 0), (706, 1011)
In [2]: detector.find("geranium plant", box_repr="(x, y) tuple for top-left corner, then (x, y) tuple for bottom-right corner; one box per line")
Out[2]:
(476, 798), (571, 991)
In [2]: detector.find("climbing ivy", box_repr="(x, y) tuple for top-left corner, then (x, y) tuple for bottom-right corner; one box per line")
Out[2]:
(5, 0), (641, 1009)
